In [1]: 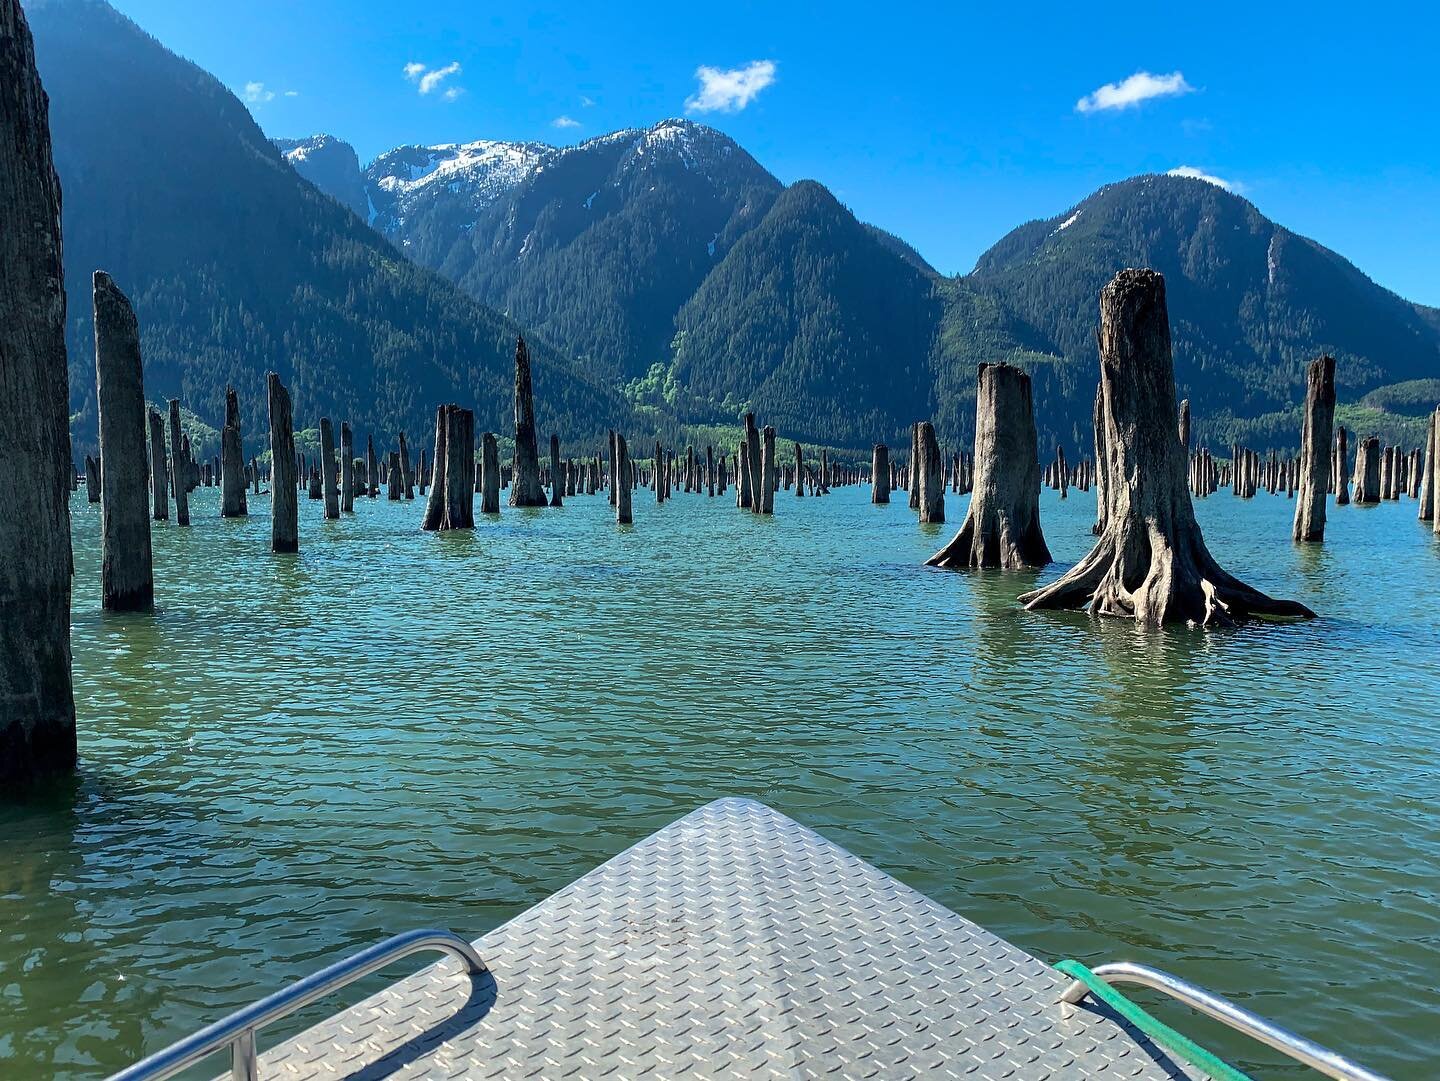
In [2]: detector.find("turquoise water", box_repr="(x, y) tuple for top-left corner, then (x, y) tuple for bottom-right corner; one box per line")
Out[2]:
(2, 482), (1437, 1079)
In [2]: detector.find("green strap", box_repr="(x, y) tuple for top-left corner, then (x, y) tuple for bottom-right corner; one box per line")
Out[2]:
(1054, 960), (1254, 1081)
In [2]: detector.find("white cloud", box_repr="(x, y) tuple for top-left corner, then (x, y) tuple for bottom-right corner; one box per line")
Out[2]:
(283, 90), (300, 98)
(405, 61), (463, 97)
(1167, 165), (1242, 193)
(1076, 71), (1194, 114)
(685, 59), (776, 113)
(244, 81), (275, 104)
(552, 115), (581, 129)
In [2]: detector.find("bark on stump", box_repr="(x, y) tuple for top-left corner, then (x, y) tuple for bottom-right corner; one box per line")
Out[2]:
(1426, 410), (1440, 523)
(872, 444), (890, 504)
(917, 422), (944, 524)
(94, 272), (155, 610)
(167, 399), (189, 525)
(147, 408), (168, 521)
(927, 363), (1046, 569)
(1091, 382), (1108, 535)
(1020, 269), (1314, 626)
(481, 432), (500, 514)
(85, 457), (101, 502)
(439, 406), (476, 529)
(908, 423), (920, 510)
(221, 386), (247, 518)
(2, 0), (76, 783)
(319, 417), (340, 519)
(1292, 356), (1336, 542)
(508, 337), (548, 506)
(421, 406), (447, 530)
(267, 372), (298, 553)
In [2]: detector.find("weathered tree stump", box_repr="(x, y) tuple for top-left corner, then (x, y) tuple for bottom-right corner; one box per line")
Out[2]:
(928, 364), (1045, 568)
(481, 431), (500, 514)
(917, 422), (944, 524)
(319, 418), (340, 519)
(398, 431), (414, 500)
(760, 425), (777, 514)
(365, 435), (378, 498)
(508, 337), (548, 506)
(871, 444), (890, 504)
(221, 386), (247, 517)
(2, 0), (76, 783)
(437, 406), (476, 529)
(1292, 356), (1335, 542)
(1353, 436), (1380, 504)
(1091, 383), (1108, 535)
(548, 434), (564, 507)
(421, 406), (446, 530)
(706, 445), (715, 496)
(737, 437), (751, 509)
(743, 414), (760, 512)
(615, 434), (633, 524)
(267, 372), (298, 553)
(1425, 411), (1439, 523)
(386, 451), (402, 501)
(147, 408), (169, 521)
(93, 272), (155, 609)
(167, 400), (189, 525)
(340, 422), (355, 512)
(1021, 269), (1314, 626)
(85, 456), (101, 502)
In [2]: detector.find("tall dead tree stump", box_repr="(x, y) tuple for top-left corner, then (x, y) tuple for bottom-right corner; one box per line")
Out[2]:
(1292, 356), (1335, 542)
(267, 372), (298, 553)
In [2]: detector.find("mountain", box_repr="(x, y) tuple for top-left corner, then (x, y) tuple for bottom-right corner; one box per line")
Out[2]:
(365, 138), (551, 242)
(368, 119), (784, 381)
(667, 180), (944, 446)
(967, 174), (1440, 449)
(28, 0), (626, 459)
(273, 134), (368, 220)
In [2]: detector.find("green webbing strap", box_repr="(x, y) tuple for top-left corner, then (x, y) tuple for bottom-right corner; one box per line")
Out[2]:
(1055, 960), (1254, 1081)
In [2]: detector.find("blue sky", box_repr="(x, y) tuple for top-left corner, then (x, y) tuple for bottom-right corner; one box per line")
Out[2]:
(110, 0), (1440, 305)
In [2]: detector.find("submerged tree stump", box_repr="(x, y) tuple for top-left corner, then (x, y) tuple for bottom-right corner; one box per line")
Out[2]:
(94, 272), (155, 610)
(907, 424), (920, 510)
(438, 406), (476, 529)
(221, 386), (247, 518)
(509, 337), (548, 506)
(481, 431), (500, 515)
(917, 422), (945, 524)
(147, 408), (169, 521)
(85, 456), (101, 502)
(340, 422), (355, 512)
(737, 437), (752, 509)
(386, 451), (402, 501)
(760, 426), (777, 514)
(1426, 410), (1439, 523)
(1353, 436), (1380, 504)
(421, 406), (446, 530)
(1292, 356), (1335, 542)
(319, 417), (340, 519)
(549, 434), (564, 507)
(365, 435), (378, 498)
(871, 444), (890, 504)
(927, 363), (1047, 569)
(1020, 269), (1314, 626)
(743, 414), (761, 512)
(2, 0), (77, 783)
(267, 372), (298, 553)
(615, 434), (633, 524)
(397, 432), (413, 500)
(167, 399), (189, 525)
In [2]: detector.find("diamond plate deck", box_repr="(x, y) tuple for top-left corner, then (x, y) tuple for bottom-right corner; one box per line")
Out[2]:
(242, 798), (1207, 1079)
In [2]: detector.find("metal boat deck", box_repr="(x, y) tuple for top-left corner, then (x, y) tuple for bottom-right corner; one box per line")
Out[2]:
(231, 798), (1207, 1079)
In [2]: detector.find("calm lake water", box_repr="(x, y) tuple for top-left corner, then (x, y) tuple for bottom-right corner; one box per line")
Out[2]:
(2, 480), (1436, 1079)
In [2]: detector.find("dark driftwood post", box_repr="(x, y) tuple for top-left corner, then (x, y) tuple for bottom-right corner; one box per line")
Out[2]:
(1021, 269), (1314, 626)
(2, 0), (76, 783)
(509, 336), (547, 506)
(267, 372), (298, 553)
(340, 422), (355, 512)
(398, 431), (413, 500)
(365, 435), (378, 498)
(872, 444), (890, 503)
(615, 434), (633, 524)
(319, 418), (340, 519)
(918, 422), (944, 524)
(928, 363), (1048, 569)
(220, 386), (247, 517)
(1353, 437), (1380, 504)
(147, 408), (169, 521)
(167, 399), (189, 525)
(94, 272), (155, 610)
(1292, 356), (1335, 542)
(549, 434), (564, 507)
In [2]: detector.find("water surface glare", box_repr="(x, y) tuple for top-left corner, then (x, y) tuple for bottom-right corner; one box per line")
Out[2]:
(3, 484), (1437, 1079)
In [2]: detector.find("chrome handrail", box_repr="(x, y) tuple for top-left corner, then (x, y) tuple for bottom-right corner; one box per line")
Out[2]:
(1059, 961), (1392, 1081)
(107, 928), (486, 1081)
